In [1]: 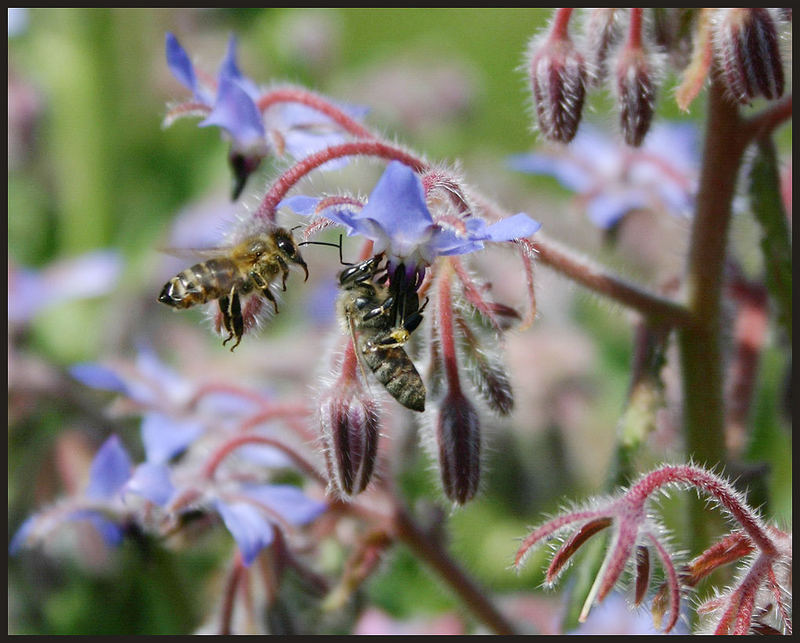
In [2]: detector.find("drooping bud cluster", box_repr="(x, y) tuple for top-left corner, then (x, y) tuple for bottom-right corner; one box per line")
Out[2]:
(528, 8), (789, 149)
(319, 341), (382, 498)
(712, 8), (786, 105)
(425, 263), (487, 505)
(530, 8), (677, 146)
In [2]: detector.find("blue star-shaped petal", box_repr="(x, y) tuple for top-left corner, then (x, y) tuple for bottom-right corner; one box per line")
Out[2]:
(509, 122), (699, 229)
(281, 161), (541, 272)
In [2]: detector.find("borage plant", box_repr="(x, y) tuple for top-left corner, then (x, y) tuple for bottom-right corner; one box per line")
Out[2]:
(10, 8), (790, 636)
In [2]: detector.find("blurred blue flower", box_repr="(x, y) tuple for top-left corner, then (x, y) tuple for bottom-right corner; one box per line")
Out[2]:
(70, 342), (193, 409)
(214, 484), (326, 566)
(166, 32), (264, 153)
(85, 434), (133, 499)
(268, 101), (370, 172)
(10, 435), (134, 554)
(124, 461), (175, 507)
(281, 161), (541, 274)
(165, 33), (367, 196)
(214, 499), (276, 567)
(8, 250), (122, 325)
(70, 344), (293, 470)
(70, 346), (221, 466)
(63, 344), (325, 566)
(140, 412), (204, 465)
(508, 122), (699, 229)
(69, 362), (129, 394)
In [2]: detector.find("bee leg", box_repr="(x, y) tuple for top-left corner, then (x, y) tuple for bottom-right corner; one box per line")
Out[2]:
(228, 290), (243, 351)
(363, 296), (393, 321)
(260, 283), (279, 315)
(371, 328), (410, 349)
(276, 256), (289, 291)
(250, 271), (279, 314)
(402, 310), (424, 335)
(219, 296), (235, 347)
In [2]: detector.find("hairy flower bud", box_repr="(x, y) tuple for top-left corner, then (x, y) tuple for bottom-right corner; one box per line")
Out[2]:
(435, 390), (481, 504)
(616, 44), (656, 147)
(634, 545), (651, 606)
(581, 8), (623, 86)
(454, 313), (514, 416)
(713, 8), (785, 104)
(320, 383), (381, 498)
(528, 18), (588, 143)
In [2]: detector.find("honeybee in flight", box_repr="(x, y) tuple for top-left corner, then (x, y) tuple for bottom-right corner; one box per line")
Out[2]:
(158, 227), (308, 351)
(338, 254), (427, 412)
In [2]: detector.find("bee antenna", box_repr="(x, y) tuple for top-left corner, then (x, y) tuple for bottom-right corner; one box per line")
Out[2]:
(298, 234), (352, 265)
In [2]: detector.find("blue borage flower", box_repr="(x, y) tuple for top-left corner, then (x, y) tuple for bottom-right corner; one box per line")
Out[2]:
(165, 33), (367, 196)
(166, 32), (264, 153)
(281, 161), (541, 277)
(214, 485), (326, 566)
(70, 344), (291, 469)
(64, 345), (326, 565)
(508, 122), (699, 229)
(10, 433), (326, 568)
(9, 435), (171, 555)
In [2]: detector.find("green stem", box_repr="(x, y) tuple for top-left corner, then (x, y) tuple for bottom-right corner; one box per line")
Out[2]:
(678, 73), (747, 547)
(392, 504), (517, 635)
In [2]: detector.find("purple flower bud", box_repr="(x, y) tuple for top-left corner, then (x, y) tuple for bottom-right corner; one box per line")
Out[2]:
(634, 544), (651, 606)
(454, 314), (514, 416)
(616, 46), (656, 147)
(435, 390), (481, 505)
(320, 379), (382, 498)
(528, 13), (588, 144)
(713, 8), (785, 104)
(581, 8), (624, 86)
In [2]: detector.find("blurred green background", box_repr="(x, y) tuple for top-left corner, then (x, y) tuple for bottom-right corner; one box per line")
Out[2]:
(8, 8), (790, 634)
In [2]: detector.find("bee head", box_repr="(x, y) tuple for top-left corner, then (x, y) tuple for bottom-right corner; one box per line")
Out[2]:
(273, 228), (308, 281)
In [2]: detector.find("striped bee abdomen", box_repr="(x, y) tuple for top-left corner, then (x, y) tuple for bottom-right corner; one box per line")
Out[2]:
(361, 343), (426, 412)
(158, 259), (239, 309)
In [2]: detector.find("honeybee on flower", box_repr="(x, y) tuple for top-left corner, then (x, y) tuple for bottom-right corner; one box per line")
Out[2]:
(282, 160), (541, 502)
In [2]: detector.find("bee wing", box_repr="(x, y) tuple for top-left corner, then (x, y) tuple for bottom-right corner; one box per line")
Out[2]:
(156, 244), (238, 261)
(346, 311), (375, 392)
